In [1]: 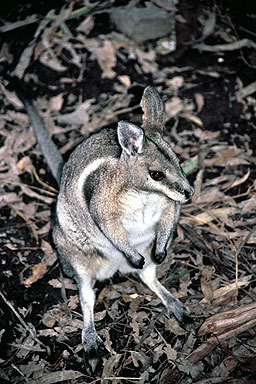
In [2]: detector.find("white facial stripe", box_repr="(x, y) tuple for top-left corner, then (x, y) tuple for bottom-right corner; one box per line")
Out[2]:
(149, 179), (185, 202)
(77, 158), (106, 196)
(168, 190), (186, 203)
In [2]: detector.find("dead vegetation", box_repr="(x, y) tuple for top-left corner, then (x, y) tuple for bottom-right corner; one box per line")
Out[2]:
(0, 1), (256, 383)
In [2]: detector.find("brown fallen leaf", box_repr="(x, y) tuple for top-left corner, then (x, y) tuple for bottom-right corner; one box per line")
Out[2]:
(200, 266), (214, 302)
(23, 259), (47, 286)
(26, 370), (85, 384)
(49, 94), (64, 112)
(166, 76), (184, 91)
(57, 99), (93, 125)
(194, 93), (204, 113)
(136, 47), (158, 74)
(85, 38), (117, 79)
(194, 207), (239, 225)
(48, 278), (77, 290)
(96, 39), (116, 79)
(205, 148), (242, 166)
(200, 280), (250, 304)
(226, 169), (250, 190)
(183, 112), (203, 127)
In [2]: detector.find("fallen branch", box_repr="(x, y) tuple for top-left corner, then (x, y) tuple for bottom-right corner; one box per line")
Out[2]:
(187, 301), (256, 363)
(194, 38), (256, 52)
(198, 301), (256, 335)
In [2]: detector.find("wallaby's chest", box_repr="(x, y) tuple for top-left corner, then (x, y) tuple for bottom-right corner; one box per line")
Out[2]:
(121, 191), (168, 247)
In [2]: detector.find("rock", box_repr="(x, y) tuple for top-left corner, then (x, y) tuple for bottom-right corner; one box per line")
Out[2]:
(111, 6), (172, 43)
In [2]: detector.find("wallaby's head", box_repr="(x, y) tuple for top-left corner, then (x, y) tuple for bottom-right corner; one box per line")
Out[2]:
(117, 87), (193, 203)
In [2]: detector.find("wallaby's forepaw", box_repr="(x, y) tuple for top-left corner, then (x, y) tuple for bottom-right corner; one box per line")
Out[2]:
(128, 254), (145, 269)
(153, 250), (167, 264)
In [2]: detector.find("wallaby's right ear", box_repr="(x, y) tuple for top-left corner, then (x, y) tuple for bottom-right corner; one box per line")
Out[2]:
(141, 86), (164, 134)
(117, 121), (144, 156)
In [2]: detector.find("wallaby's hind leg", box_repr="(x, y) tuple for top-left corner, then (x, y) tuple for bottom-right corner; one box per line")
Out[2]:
(77, 273), (99, 371)
(138, 263), (193, 330)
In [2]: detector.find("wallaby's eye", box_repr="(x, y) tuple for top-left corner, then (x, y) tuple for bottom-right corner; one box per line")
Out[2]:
(150, 171), (165, 181)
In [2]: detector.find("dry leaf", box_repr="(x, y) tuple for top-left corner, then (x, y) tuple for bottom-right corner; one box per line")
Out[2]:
(39, 50), (67, 72)
(226, 169), (250, 190)
(48, 278), (77, 290)
(135, 48), (158, 74)
(77, 15), (94, 34)
(204, 147), (248, 167)
(118, 75), (131, 87)
(165, 97), (184, 119)
(16, 156), (32, 172)
(194, 93), (204, 113)
(24, 259), (47, 286)
(194, 127), (219, 140)
(200, 280), (250, 304)
(42, 312), (56, 328)
(95, 39), (116, 79)
(49, 94), (64, 112)
(202, 11), (216, 39)
(194, 207), (239, 224)
(57, 99), (93, 125)
(166, 76), (184, 91)
(164, 345), (177, 360)
(184, 113), (203, 127)
(201, 266), (214, 302)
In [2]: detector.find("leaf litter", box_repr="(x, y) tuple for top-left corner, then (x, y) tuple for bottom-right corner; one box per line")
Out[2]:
(0, 1), (255, 383)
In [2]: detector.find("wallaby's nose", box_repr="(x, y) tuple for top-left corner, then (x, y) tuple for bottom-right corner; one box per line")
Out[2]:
(184, 185), (194, 201)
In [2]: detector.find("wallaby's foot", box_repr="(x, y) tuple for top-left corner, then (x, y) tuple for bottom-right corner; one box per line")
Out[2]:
(128, 254), (145, 269)
(153, 250), (167, 264)
(172, 307), (194, 331)
(86, 345), (99, 372)
(82, 329), (103, 372)
(167, 298), (194, 331)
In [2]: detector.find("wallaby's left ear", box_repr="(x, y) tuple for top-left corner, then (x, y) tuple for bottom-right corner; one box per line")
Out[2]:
(117, 121), (144, 156)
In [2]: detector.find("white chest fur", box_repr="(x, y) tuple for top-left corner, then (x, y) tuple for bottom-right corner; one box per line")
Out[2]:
(121, 190), (167, 252)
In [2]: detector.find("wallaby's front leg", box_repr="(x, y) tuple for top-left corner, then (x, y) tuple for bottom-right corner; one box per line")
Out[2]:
(100, 221), (145, 269)
(77, 273), (100, 371)
(138, 263), (193, 330)
(153, 202), (180, 264)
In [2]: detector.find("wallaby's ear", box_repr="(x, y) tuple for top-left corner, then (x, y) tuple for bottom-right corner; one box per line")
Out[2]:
(117, 121), (144, 156)
(141, 86), (164, 134)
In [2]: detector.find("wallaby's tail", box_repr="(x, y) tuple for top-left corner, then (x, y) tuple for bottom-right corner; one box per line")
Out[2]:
(11, 77), (64, 185)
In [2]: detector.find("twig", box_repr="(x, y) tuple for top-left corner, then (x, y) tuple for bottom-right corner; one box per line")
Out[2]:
(11, 205), (38, 242)
(0, 290), (49, 354)
(89, 377), (142, 384)
(1, 179), (57, 197)
(194, 38), (256, 52)
(11, 364), (29, 382)
(31, 164), (58, 193)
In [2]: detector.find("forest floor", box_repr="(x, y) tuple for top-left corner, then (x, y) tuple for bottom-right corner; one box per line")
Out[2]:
(0, 1), (256, 383)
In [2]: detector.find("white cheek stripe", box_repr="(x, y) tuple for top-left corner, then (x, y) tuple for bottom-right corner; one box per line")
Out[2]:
(149, 179), (185, 203)
(77, 158), (106, 196)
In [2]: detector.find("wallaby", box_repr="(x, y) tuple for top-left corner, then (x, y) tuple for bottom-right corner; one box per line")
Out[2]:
(14, 80), (194, 371)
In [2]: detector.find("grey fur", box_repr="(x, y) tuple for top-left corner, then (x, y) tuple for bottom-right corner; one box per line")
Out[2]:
(16, 84), (194, 371)
(19, 96), (64, 184)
